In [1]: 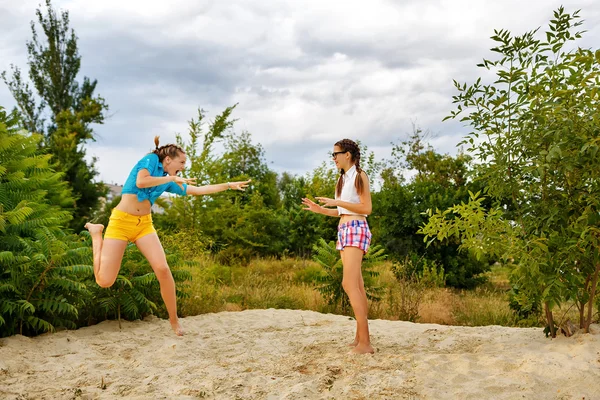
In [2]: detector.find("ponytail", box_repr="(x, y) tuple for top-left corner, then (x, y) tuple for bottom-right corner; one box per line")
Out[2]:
(152, 136), (185, 162)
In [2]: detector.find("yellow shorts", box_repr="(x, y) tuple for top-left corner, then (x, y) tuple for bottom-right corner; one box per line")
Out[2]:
(104, 209), (156, 242)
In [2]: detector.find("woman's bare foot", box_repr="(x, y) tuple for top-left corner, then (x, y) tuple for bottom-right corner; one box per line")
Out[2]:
(347, 339), (358, 347)
(350, 343), (374, 354)
(170, 319), (184, 336)
(84, 223), (104, 235)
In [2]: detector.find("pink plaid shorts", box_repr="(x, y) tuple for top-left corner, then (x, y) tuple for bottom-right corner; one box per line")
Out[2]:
(336, 220), (372, 253)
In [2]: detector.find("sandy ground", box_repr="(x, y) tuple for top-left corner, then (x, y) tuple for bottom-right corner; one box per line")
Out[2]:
(1, 309), (599, 399)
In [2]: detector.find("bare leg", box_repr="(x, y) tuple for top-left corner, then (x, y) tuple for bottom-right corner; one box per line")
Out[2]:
(84, 223), (127, 287)
(341, 250), (365, 347)
(135, 233), (183, 336)
(347, 274), (367, 347)
(341, 247), (374, 354)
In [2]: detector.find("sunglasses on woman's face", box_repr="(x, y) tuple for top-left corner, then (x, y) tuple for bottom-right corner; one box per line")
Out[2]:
(331, 151), (347, 158)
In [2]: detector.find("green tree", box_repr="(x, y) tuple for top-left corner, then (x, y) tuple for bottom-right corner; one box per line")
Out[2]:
(372, 128), (489, 288)
(278, 172), (307, 210)
(2, 0), (108, 230)
(0, 106), (92, 337)
(219, 130), (280, 208)
(277, 171), (337, 258)
(420, 8), (600, 336)
(168, 106), (238, 234)
(160, 106), (290, 261)
(196, 139), (288, 261)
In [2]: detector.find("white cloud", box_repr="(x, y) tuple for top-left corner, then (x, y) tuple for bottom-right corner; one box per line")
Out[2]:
(1, 0), (600, 185)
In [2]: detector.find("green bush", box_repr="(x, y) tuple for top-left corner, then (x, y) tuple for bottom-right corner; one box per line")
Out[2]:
(392, 255), (446, 288)
(372, 136), (492, 290)
(293, 264), (326, 284)
(508, 284), (542, 321)
(0, 107), (90, 337)
(80, 239), (193, 325)
(312, 238), (386, 314)
(201, 264), (233, 286)
(0, 107), (194, 336)
(158, 228), (209, 261)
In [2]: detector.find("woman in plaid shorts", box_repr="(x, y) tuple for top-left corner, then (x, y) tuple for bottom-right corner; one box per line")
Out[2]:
(302, 139), (374, 354)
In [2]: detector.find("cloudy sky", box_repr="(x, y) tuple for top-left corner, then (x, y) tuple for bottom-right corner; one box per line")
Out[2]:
(1, 0), (599, 185)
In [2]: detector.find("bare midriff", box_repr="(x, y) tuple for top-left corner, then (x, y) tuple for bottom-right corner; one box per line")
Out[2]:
(339, 214), (367, 225)
(114, 194), (153, 216)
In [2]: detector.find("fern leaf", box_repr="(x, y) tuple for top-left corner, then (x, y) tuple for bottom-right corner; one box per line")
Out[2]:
(48, 278), (87, 293)
(17, 300), (35, 315)
(97, 297), (118, 313)
(0, 283), (18, 294)
(115, 275), (133, 288)
(25, 315), (54, 333)
(54, 265), (93, 276)
(131, 273), (158, 286)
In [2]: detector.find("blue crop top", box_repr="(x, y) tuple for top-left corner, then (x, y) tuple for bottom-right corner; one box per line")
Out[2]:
(121, 153), (188, 205)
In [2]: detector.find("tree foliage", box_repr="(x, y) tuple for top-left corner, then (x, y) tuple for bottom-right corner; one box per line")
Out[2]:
(0, 106), (86, 336)
(2, 0), (108, 230)
(372, 127), (490, 288)
(0, 106), (191, 337)
(420, 7), (600, 336)
(157, 106), (358, 261)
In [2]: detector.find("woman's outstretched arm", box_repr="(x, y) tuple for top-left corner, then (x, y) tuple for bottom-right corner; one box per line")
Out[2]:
(186, 179), (251, 196)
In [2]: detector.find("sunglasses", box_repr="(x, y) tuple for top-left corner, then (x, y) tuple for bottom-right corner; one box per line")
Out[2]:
(331, 151), (348, 158)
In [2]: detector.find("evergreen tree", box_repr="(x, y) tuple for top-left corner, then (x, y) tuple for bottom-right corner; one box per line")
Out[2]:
(2, 0), (108, 230)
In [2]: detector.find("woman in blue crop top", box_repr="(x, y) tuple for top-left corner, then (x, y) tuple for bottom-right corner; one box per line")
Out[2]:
(301, 139), (374, 354)
(85, 136), (250, 336)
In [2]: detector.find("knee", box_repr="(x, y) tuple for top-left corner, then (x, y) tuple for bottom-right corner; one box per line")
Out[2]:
(96, 276), (115, 288)
(153, 264), (172, 281)
(342, 278), (355, 293)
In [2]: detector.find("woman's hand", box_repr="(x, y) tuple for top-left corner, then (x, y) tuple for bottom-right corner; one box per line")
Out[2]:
(173, 176), (197, 189)
(302, 197), (321, 213)
(229, 179), (252, 191)
(315, 197), (338, 207)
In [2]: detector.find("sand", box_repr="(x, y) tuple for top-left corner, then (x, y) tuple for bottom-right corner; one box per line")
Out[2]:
(1, 309), (599, 399)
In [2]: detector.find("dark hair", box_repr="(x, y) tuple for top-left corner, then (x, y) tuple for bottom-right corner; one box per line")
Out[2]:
(334, 138), (365, 198)
(152, 136), (185, 162)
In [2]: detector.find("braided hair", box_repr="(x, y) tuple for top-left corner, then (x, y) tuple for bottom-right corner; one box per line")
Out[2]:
(152, 136), (185, 162)
(334, 139), (365, 198)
